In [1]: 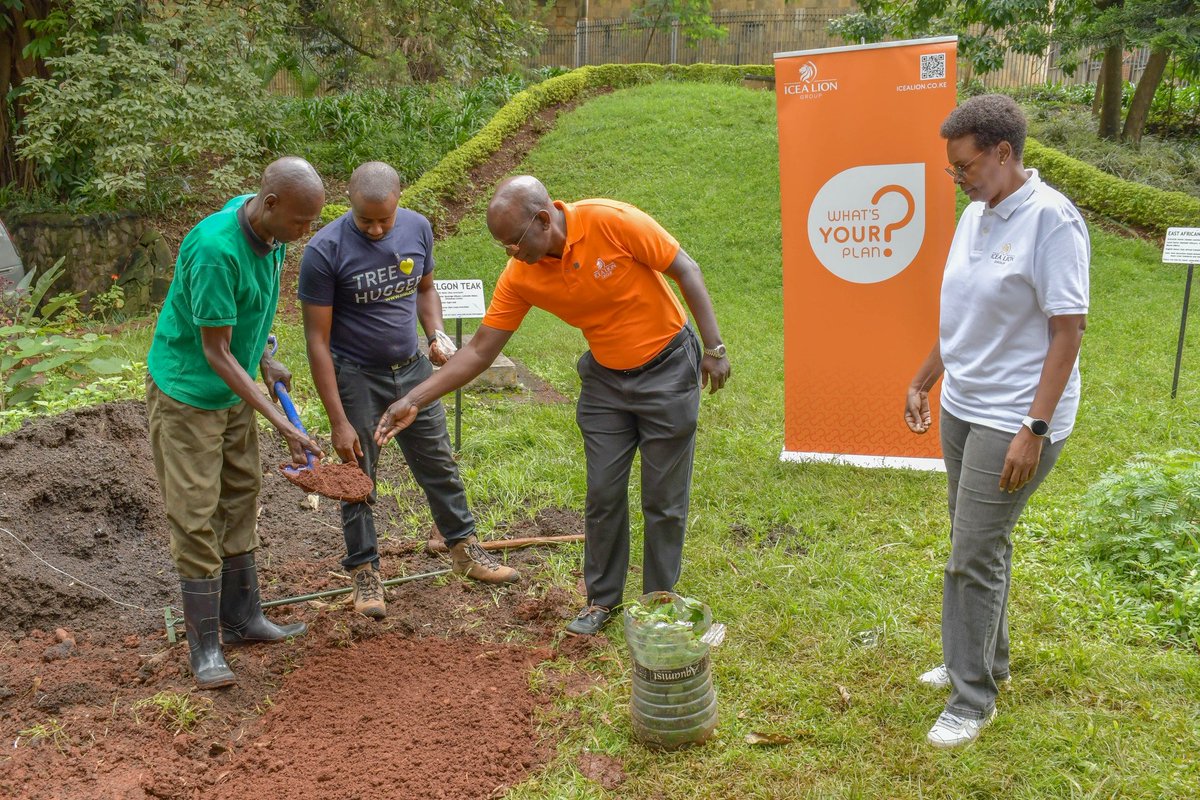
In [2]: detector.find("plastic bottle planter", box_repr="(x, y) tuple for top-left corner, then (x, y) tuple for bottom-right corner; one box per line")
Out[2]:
(624, 591), (719, 751)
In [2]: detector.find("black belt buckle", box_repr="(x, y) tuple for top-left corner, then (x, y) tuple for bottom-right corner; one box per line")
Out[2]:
(388, 353), (420, 371)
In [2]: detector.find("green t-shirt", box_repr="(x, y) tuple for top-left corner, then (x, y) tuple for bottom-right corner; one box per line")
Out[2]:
(147, 195), (284, 409)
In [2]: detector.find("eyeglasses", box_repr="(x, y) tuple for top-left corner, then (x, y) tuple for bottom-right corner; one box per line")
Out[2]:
(493, 213), (539, 253)
(944, 149), (987, 181)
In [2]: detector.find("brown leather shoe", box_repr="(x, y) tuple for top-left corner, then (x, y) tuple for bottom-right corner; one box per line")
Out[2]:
(449, 536), (519, 585)
(349, 563), (386, 619)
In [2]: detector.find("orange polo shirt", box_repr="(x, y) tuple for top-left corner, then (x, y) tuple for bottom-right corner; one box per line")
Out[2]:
(482, 199), (686, 370)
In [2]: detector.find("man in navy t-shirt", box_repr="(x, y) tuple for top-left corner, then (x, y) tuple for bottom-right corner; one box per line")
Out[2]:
(299, 161), (518, 618)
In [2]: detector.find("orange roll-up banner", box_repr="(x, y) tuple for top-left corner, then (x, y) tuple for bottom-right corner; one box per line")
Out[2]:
(775, 37), (958, 470)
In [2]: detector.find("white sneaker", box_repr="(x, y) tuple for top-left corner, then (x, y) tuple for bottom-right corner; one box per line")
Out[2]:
(918, 664), (951, 688)
(926, 709), (997, 748)
(918, 664), (1011, 690)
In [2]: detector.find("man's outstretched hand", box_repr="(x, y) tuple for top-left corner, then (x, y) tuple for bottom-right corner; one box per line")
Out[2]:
(374, 398), (420, 445)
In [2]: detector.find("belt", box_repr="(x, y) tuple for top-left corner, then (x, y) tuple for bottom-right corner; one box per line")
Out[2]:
(612, 327), (690, 377)
(387, 353), (421, 371)
(332, 352), (421, 372)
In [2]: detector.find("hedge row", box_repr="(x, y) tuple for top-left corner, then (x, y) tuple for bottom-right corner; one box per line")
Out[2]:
(319, 63), (774, 226)
(1025, 138), (1199, 235)
(319, 65), (1197, 238)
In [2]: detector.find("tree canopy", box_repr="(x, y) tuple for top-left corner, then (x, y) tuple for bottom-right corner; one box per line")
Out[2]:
(829, 0), (1200, 144)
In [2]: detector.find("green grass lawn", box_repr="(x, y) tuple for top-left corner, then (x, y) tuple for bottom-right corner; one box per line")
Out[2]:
(101, 80), (1200, 797)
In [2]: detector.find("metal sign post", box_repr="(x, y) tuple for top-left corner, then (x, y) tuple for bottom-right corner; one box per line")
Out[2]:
(1163, 228), (1200, 399)
(433, 279), (487, 451)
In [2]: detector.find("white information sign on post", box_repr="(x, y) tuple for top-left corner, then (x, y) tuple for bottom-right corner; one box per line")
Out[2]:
(1163, 227), (1200, 265)
(434, 279), (486, 319)
(1162, 229), (1198, 398)
(432, 279), (487, 453)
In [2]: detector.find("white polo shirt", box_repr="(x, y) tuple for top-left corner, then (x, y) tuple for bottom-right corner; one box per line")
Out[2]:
(939, 169), (1090, 443)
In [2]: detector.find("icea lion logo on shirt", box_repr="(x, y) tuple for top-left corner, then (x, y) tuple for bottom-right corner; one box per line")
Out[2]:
(990, 242), (1016, 265)
(594, 258), (617, 280)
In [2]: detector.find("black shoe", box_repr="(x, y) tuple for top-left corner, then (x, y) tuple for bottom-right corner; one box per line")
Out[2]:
(220, 552), (307, 644)
(565, 604), (612, 636)
(180, 577), (237, 689)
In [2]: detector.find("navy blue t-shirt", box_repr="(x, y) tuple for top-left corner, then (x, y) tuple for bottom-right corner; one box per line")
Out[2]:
(298, 208), (434, 366)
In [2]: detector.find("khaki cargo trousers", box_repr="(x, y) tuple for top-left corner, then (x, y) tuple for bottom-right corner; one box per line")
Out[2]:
(146, 378), (260, 579)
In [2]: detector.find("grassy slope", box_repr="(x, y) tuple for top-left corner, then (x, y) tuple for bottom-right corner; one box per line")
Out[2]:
(115, 80), (1200, 798)
(434, 82), (1200, 799)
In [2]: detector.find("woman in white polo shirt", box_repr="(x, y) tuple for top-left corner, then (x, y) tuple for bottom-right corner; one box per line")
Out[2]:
(904, 94), (1090, 748)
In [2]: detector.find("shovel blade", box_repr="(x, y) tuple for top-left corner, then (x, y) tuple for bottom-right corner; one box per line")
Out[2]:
(279, 461), (373, 503)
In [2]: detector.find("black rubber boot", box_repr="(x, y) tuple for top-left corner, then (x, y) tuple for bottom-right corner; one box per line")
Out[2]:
(180, 577), (237, 689)
(220, 551), (307, 644)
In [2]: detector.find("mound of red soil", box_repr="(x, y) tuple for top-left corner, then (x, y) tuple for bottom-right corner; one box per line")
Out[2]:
(210, 636), (552, 800)
(0, 401), (603, 800)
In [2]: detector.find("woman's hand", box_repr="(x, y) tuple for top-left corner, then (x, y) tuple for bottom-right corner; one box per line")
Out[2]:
(904, 387), (932, 434)
(999, 428), (1044, 493)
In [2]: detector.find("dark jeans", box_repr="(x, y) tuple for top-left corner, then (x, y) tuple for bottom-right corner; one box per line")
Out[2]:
(574, 326), (702, 610)
(334, 353), (475, 569)
(940, 410), (1066, 719)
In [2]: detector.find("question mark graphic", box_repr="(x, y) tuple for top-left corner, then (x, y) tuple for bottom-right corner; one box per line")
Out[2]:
(871, 184), (915, 257)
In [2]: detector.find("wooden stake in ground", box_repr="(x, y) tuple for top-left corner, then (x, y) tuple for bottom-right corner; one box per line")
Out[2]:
(425, 534), (584, 555)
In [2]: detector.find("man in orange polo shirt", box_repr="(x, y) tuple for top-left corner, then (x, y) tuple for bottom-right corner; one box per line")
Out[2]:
(374, 175), (730, 635)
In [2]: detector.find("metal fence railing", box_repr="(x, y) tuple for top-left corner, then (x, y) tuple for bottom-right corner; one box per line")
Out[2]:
(527, 10), (846, 70)
(524, 10), (1153, 91)
(975, 43), (1151, 89)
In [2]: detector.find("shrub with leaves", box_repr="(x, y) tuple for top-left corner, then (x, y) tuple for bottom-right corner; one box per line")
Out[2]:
(281, 73), (529, 184)
(1, 261), (127, 410)
(1080, 451), (1200, 644)
(15, 0), (287, 210)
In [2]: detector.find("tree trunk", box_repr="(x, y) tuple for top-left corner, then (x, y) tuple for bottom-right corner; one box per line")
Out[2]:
(1121, 47), (1170, 145)
(1091, 55), (1106, 116)
(1098, 39), (1125, 140)
(1, 2), (55, 190)
(642, 9), (666, 62)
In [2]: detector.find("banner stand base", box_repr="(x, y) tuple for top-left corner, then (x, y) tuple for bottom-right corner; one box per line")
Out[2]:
(780, 450), (946, 472)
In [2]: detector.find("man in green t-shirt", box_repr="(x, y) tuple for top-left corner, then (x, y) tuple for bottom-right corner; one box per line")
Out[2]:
(146, 156), (326, 689)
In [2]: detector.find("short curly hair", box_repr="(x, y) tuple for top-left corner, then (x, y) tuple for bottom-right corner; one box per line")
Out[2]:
(940, 94), (1027, 159)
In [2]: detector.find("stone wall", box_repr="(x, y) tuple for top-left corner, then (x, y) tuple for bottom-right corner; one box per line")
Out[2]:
(4, 211), (173, 316)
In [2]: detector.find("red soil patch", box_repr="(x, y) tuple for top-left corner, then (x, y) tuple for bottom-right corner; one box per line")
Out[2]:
(0, 401), (599, 800)
(210, 636), (553, 800)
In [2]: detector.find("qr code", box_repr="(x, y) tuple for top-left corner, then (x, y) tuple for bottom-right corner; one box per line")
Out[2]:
(920, 52), (946, 81)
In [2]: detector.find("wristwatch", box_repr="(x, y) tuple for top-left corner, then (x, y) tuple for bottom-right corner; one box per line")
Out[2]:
(703, 343), (727, 359)
(1021, 415), (1049, 437)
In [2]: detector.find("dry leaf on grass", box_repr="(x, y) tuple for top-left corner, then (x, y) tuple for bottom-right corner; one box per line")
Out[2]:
(745, 731), (794, 746)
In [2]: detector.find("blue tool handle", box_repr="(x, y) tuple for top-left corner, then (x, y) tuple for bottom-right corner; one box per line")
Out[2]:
(274, 381), (315, 469)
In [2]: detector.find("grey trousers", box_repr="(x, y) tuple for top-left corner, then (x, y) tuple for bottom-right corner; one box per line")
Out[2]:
(334, 353), (475, 569)
(575, 326), (702, 610)
(940, 410), (1066, 719)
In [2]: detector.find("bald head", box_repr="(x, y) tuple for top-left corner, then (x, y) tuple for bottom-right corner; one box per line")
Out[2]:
(488, 175), (550, 226)
(487, 175), (561, 263)
(261, 156), (324, 202)
(349, 161), (401, 205)
(255, 156), (325, 244)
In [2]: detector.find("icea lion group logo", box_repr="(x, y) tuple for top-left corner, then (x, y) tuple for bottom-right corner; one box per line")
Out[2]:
(784, 59), (838, 97)
(990, 242), (1016, 264)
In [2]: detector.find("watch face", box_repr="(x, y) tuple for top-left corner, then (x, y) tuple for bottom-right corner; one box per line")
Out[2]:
(1030, 419), (1049, 436)
(707, 344), (726, 358)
